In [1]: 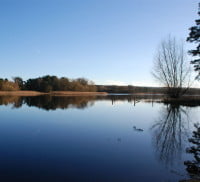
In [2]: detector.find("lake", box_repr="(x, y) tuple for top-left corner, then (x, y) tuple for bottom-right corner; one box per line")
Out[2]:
(0, 95), (199, 182)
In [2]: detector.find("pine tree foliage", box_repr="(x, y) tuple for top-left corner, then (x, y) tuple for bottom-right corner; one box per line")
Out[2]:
(187, 3), (200, 79)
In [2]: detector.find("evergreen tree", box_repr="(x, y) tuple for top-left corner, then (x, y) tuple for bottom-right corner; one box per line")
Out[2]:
(187, 3), (200, 79)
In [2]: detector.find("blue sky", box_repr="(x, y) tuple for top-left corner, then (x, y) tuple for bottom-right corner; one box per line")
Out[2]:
(0, 0), (199, 86)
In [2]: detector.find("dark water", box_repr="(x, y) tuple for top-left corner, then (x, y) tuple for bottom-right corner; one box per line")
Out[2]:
(0, 95), (199, 182)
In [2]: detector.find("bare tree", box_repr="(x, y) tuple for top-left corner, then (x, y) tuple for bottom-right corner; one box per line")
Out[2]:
(152, 36), (191, 98)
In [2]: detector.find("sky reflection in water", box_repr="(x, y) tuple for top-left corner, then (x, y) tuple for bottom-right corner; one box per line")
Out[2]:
(0, 95), (199, 182)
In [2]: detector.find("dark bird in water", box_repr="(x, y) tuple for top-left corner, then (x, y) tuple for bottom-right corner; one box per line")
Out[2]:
(133, 126), (144, 132)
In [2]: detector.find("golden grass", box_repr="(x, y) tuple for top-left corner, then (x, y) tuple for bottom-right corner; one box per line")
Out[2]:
(0, 91), (107, 96)
(50, 91), (108, 96)
(0, 91), (46, 96)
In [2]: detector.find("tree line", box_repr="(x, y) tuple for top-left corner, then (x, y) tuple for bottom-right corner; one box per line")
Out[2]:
(0, 75), (97, 92)
(97, 85), (200, 95)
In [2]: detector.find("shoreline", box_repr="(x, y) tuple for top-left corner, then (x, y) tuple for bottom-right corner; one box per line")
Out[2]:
(0, 91), (199, 99)
(0, 91), (108, 96)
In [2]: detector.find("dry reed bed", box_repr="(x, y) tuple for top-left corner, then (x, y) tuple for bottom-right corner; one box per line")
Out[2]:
(0, 91), (107, 96)
(50, 91), (108, 96)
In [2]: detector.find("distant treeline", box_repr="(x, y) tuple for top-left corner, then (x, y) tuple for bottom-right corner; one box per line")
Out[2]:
(0, 75), (97, 92)
(96, 85), (200, 95)
(0, 76), (200, 94)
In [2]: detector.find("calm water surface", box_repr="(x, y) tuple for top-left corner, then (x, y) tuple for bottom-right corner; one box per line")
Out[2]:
(0, 95), (199, 182)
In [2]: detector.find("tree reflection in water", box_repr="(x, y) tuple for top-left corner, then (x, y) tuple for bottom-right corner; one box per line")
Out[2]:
(0, 94), (163, 111)
(151, 104), (190, 167)
(183, 123), (200, 181)
(0, 95), (96, 110)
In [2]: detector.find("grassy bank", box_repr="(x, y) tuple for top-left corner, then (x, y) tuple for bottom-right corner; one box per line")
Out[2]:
(0, 91), (46, 96)
(0, 91), (107, 96)
(50, 91), (107, 96)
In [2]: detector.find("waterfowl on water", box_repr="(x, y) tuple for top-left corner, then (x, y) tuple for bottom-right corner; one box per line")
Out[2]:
(133, 126), (144, 132)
